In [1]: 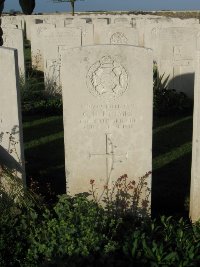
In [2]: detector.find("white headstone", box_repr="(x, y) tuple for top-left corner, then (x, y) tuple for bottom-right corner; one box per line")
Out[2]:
(24, 16), (43, 40)
(31, 23), (56, 71)
(1, 15), (25, 30)
(2, 27), (25, 77)
(113, 17), (132, 26)
(190, 51), (200, 222)
(155, 27), (199, 98)
(190, 52), (200, 222)
(43, 27), (82, 93)
(64, 21), (93, 45)
(61, 45), (153, 207)
(138, 17), (199, 47)
(0, 47), (25, 181)
(94, 24), (139, 45)
(92, 18), (109, 25)
(43, 14), (67, 28)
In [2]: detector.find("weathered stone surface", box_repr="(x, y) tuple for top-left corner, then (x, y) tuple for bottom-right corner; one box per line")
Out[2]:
(190, 51), (200, 222)
(143, 18), (199, 51)
(92, 18), (109, 25)
(1, 15), (25, 30)
(31, 23), (55, 70)
(154, 27), (199, 98)
(43, 27), (82, 93)
(94, 24), (139, 45)
(113, 17), (132, 26)
(0, 47), (25, 181)
(61, 45), (152, 205)
(2, 27), (25, 76)
(64, 20), (93, 45)
(24, 15), (43, 40)
(138, 17), (199, 47)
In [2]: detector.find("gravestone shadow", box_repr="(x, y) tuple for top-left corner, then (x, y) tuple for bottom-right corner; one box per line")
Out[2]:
(152, 115), (193, 218)
(167, 73), (195, 99)
(0, 145), (23, 173)
(23, 116), (66, 200)
(152, 71), (195, 217)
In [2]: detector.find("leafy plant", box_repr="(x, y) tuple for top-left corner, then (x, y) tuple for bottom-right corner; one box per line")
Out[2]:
(124, 216), (200, 266)
(0, 164), (43, 267)
(24, 194), (121, 266)
(153, 67), (193, 116)
(90, 172), (151, 220)
(1, 169), (200, 266)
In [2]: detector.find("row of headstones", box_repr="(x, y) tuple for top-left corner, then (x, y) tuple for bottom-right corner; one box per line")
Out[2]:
(31, 14), (200, 98)
(2, 14), (200, 97)
(1, 42), (200, 221)
(31, 15), (200, 98)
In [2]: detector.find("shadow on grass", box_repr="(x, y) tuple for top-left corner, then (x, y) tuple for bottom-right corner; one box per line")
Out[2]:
(153, 115), (193, 158)
(152, 152), (192, 218)
(152, 115), (193, 217)
(25, 137), (66, 198)
(23, 112), (193, 214)
(23, 116), (63, 143)
(23, 115), (66, 199)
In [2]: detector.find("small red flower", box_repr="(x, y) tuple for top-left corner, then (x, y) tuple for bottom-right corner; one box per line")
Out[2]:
(90, 179), (95, 185)
(128, 185), (134, 190)
(142, 200), (149, 208)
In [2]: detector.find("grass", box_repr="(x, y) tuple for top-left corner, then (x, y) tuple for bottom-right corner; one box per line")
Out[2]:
(23, 115), (65, 198)
(22, 113), (193, 216)
(152, 115), (193, 217)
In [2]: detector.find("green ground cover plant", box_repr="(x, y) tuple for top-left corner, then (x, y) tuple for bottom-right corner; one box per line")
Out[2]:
(1, 169), (200, 267)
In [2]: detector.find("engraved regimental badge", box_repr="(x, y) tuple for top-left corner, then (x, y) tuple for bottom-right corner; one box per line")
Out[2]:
(110, 32), (128, 44)
(87, 56), (128, 99)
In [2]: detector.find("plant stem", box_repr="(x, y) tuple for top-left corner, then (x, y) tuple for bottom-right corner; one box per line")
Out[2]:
(0, 0), (5, 46)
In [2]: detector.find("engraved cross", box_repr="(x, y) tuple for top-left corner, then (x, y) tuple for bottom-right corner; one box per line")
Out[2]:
(89, 133), (128, 186)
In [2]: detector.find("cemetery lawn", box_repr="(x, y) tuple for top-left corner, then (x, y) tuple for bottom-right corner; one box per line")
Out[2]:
(152, 114), (192, 217)
(22, 112), (193, 216)
(23, 115), (66, 197)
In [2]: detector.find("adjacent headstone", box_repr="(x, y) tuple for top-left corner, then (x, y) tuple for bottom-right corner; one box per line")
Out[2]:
(24, 16), (43, 40)
(64, 21), (94, 45)
(154, 27), (199, 98)
(1, 24), (18, 29)
(138, 17), (199, 48)
(94, 24), (139, 45)
(143, 18), (199, 51)
(43, 27), (82, 93)
(31, 23), (56, 71)
(43, 15), (67, 28)
(0, 47), (25, 181)
(92, 18), (109, 25)
(2, 27), (25, 77)
(113, 17), (132, 26)
(190, 51), (200, 222)
(61, 45), (153, 207)
(1, 15), (25, 30)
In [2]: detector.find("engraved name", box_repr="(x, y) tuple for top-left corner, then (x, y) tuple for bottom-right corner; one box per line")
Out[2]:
(80, 104), (135, 129)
